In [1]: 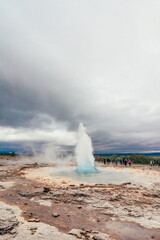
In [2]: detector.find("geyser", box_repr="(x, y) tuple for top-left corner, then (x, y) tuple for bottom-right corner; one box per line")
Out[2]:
(75, 123), (98, 174)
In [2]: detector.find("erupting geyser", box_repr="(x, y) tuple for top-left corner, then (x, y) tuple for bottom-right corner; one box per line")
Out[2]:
(75, 123), (98, 174)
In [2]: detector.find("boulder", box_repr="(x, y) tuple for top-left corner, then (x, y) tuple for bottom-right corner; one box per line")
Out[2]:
(0, 207), (18, 234)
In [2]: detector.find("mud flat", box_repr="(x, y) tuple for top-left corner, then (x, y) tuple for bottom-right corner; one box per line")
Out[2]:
(0, 158), (160, 240)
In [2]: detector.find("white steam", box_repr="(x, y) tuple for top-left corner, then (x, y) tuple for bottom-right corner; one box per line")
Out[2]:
(75, 123), (96, 174)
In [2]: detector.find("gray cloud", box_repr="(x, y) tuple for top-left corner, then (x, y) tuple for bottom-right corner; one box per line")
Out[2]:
(0, 0), (160, 153)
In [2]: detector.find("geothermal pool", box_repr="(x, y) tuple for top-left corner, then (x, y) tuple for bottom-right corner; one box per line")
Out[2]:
(51, 166), (158, 189)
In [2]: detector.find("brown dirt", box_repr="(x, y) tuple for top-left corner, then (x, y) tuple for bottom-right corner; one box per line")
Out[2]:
(0, 160), (160, 240)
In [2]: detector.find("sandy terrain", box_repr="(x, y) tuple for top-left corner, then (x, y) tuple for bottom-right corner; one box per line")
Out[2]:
(0, 157), (160, 240)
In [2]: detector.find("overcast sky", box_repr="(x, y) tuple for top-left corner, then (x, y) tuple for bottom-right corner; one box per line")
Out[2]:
(0, 0), (160, 153)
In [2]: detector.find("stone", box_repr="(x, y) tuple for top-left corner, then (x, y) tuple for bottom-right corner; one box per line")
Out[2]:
(28, 212), (33, 217)
(18, 187), (43, 197)
(122, 182), (131, 185)
(69, 228), (83, 236)
(28, 218), (36, 222)
(128, 212), (144, 217)
(30, 227), (38, 231)
(0, 207), (18, 235)
(93, 236), (104, 240)
(30, 226), (37, 235)
(9, 229), (17, 235)
(43, 185), (51, 192)
(103, 211), (114, 216)
(35, 218), (40, 222)
(77, 234), (82, 238)
(93, 232), (110, 240)
(52, 213), (60, 217)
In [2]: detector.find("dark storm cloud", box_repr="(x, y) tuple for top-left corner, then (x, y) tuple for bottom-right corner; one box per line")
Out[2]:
(0, 0), (160, 152)
(0, 77), (75, 127)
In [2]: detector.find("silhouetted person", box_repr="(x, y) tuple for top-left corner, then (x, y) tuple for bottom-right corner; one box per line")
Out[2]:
(104, 158), (106, 165)
(124, 159), (127, 166)
(115, 159), (118, 166)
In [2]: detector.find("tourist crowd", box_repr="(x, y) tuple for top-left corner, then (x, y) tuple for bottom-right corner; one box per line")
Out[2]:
(97, 157), (160, 167)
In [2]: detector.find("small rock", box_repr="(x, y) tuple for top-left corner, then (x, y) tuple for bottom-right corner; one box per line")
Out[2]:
(35, 218), (40, 222)
(52, 213), (60, 218)
(103, 211), (114, 216)
(84, 232), (90, 236)
(128, 212), (143, 218)
(30, 227), (37, 235)
(78, 206), (82, 209)
(9, 229), (17, 235)
(69, 228), (83, 236)
(77, 234), (82, 238)
(43, 185), (51, 192)
(28, 218), (36, 222)
(93, 236), (104, 240)
(93, 232), (110, 240)
(122, 182), (131, 185)
(30, 227), (37, 231)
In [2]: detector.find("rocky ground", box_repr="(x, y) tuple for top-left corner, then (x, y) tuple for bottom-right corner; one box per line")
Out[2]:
(0, 157), (160, 240)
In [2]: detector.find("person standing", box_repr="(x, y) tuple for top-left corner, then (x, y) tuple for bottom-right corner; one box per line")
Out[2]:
(124, 159), (127, 166)
(128, 159), (131, 167)
(115, 159), (118, 166)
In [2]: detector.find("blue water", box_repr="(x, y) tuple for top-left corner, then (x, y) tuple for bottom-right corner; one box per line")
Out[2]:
(51, 166), (157, 189)
(76, 165), (98, 174)
(52, 167), (145, 186)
